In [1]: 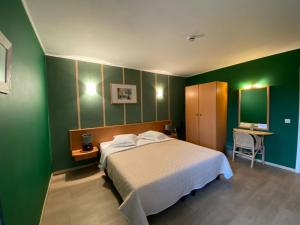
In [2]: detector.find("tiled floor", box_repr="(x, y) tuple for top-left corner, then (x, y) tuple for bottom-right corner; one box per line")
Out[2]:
(41, 158), (300, 225)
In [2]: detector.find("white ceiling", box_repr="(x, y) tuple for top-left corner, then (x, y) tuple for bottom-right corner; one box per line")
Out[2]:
(23, 0), (300, 76)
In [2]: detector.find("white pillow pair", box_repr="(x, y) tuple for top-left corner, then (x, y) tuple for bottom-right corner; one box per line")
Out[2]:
(111, 131), (168, 147)
(110, 134), (137, 147)
(138, 130), (168, 141)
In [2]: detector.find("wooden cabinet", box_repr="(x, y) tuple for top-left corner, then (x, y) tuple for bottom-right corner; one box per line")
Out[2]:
(185, 82), (228, 151)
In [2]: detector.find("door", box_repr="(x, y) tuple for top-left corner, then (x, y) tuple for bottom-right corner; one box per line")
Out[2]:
(185, 85), (199, 144)
(198, 82), (217, 149)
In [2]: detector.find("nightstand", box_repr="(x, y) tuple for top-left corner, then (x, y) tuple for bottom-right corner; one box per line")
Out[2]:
(72, 146), (99, 161)
(168, 132), (178, 139)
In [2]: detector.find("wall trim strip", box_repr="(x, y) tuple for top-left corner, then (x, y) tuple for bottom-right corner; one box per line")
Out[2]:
(101, 64), (106, 126)
(155, 73), (158, 121)
(75, 61), (81, 129)
(122, 67), (126, 125)
(140, 71), (143, 123)
(168, 75), (170, 120)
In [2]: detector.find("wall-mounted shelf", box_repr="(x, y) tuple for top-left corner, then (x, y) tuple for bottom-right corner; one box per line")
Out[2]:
(72, 146), (99, 161)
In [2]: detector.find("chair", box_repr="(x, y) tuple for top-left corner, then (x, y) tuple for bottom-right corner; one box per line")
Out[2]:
(233, 131), (264, 168)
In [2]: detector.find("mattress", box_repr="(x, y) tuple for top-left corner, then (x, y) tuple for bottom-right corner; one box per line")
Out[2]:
(101, 139), (233, 225)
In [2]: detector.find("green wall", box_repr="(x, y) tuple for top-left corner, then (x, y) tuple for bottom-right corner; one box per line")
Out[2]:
(124, 68), (141, 123)
(46, 56), (185, 172)
(104, 65), (124, 125)
(142, 71), (156, 122)
(78, 61), (103, 128)
(0, 1), (51, 225)
(187, 49), (300, 168)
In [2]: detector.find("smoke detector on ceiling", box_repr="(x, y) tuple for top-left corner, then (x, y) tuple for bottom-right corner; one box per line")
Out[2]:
(186, 34), (205, 42)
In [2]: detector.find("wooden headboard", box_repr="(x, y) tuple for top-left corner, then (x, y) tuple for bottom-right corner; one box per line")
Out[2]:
(69, 120), (171, 151)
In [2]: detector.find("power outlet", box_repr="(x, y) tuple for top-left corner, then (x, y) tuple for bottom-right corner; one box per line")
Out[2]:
(284, 119), (291, 124)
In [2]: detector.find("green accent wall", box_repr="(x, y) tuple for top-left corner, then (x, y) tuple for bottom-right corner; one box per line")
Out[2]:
(186, 49), (300, 168)
(124, 68), (141, 124)
(0, 1), (51, 225)
(157, 74), (169, 120)
(104, 65), (124, 125)
(46, 56), (185, 171)
(78, 61), (103, 128)
(170, 76), (186, 138)
(142, 71), (156, 122)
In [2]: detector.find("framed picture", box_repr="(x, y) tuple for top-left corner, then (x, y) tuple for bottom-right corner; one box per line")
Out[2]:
(111, 83), (137, 104)
(0, 32), (12, 94)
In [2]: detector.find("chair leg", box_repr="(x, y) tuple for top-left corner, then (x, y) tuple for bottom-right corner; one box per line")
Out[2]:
(251, 148), (255, 168)
(232, 145), (235, 161)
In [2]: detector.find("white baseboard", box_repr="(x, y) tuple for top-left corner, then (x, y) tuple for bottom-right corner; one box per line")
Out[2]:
(52, 162), (98, 175)
(39, 173), (52, 225)
(228, 150), (296, 173)
(236, 155), (296, 172)
(262, 160), (296, 172)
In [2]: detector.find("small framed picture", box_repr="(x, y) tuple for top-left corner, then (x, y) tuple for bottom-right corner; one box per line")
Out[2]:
(0, 32), (12, 94)
(111, 83), (137, 104)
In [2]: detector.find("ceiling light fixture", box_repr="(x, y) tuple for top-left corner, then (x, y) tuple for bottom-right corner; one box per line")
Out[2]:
(186, 34), (205, 42)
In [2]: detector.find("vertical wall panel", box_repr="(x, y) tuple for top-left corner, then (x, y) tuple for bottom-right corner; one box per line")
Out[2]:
(46, 56), (186, 172)
(140, 71), (143, 122)
(78, 61), (103, 128)
(104, 65), (124, 125)
(47, 57), (91, 171)
(124, 68), (141, 123)
(157, 74), (169, 120)
(142, 72), (156, 122)
(170, 76), (186, 137)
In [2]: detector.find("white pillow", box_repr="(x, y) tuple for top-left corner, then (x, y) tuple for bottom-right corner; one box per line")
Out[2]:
(111, 134), (137, 147)
(138, 130), (168, 141)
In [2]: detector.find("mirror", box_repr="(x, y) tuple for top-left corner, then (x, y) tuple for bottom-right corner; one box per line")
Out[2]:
(238, 86), (269, 130)
(0, 31), (12, 94)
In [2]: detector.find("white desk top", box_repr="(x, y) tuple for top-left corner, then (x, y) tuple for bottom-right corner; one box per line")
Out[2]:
(233, 128), (274, 136)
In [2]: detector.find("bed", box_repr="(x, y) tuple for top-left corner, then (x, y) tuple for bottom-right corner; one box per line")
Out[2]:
(99, 137), (233, 225)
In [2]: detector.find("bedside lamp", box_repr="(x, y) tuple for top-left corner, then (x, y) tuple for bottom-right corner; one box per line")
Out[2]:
(81, 133), (93, 151)
(164, 124), (173, 135)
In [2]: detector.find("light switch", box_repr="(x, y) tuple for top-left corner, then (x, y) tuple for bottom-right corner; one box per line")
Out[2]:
(284, 119), (291, 124)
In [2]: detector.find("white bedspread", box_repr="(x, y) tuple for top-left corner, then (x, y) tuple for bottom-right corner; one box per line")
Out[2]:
(101, 139), (233, 225)
(99, 137), (173, 169)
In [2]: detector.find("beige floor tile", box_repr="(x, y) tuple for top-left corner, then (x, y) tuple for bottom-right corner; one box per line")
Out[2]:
(41, 159), (300, 225)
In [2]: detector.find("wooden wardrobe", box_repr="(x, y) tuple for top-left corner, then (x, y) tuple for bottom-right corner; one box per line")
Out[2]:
(185, 81), (228, 151)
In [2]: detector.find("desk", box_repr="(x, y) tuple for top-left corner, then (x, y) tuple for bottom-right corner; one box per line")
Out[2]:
(233, 128), (273, 136)
(233, 128), (274, 164)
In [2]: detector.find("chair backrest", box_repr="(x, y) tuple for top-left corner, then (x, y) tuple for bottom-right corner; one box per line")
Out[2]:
(233, 131), (255, 149)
